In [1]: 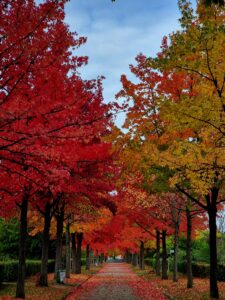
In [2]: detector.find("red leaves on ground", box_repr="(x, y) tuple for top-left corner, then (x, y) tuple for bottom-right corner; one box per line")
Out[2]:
(65, 263), (167, 300)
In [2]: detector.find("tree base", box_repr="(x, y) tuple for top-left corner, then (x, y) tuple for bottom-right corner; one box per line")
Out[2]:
(38, 274), (48, 287)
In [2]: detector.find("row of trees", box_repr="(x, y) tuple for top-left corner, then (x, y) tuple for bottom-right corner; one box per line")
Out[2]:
(111, 0), (225, 299)
(0, 0), (118, 298)
(1, 1), (225, 299)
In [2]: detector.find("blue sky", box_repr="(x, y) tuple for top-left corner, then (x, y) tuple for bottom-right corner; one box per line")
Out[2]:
(39, 0), (196, 126)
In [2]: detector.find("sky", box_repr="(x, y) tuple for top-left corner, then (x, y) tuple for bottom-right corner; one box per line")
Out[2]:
(39, 0), (196, 127)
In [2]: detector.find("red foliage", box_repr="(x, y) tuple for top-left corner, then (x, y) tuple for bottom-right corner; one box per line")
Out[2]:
(0, 0), (116, 216)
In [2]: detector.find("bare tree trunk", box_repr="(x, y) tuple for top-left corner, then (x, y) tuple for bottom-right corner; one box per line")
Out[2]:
(161, 230), (168, 279)
(171, 197), (182, 283)
(39, 202), (51, 286)
(173, 223), (179, 282)
(54, 211), (64, 280)
(156, 230), (161, 276)
(208, 188), (219, 299)
(16, 192), (29, 298)
(65, 221), (71, 278)
(75, 232), (83, 274)
(186, 203), (193, 288)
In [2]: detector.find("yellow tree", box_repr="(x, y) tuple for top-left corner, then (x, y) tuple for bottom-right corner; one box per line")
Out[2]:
(155, 1), (225, 298)
(115, 1), (225, 297)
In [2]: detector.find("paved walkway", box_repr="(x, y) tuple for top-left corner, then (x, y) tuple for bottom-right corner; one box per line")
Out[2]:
(66, 263), (167, 300)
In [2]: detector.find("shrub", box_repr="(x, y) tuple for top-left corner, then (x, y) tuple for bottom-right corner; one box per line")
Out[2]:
(218, 265), (225, 281)
(177, 262), (225, 281)
(81, 258), (86, 266)
(0, 261), (18, 281)
(145, 258), (155, 268)
(146, 257), (225, 282)
(0, 260), (55, 282)
(192, 263), (210, 278)
(0, 262), (4, 283)
(177, 261), (186, 273)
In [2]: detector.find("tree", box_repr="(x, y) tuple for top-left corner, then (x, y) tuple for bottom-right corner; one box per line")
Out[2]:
(115, 1), (225, 295)
(111, 0), (225, 6)
(0, 0), (116, 296)
(156, 2), (225, 297)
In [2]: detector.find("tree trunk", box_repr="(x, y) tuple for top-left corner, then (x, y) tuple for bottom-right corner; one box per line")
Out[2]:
(75, 232), (83, 274)
(186, 203), (193, 288)
(173, 223), (179, 282)
(208, 188), (219, 299)
(161, 230), (168, 279)
(71, 232), (76, 273)
(39, 202), (51, 286)
(16, 192), (29, 299)
(54, 212), (64, 280)
(156, 230), (161, 276)
(171, 197), (182, 283)
(86, 244), (90, 270)
(65, 221), (71, 278)
(139, 241), (144, 270)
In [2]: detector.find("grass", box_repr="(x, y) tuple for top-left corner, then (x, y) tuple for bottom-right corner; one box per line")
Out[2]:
(133, 265), (225, 300)
(0, 265), (102, 300)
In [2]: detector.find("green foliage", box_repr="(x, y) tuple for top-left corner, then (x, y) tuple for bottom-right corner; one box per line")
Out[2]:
(81, 258), (86, 266)
(0, 260), (55, 282)
(191, 263), (210, 278)
(145, 257), (155, 268)
(148, 258), (225, 281)
(217, 233), (225, 264)
(192, 234), (210, 263)
(0, 218), (56, 260)
(0, 218), (19, 260)
(146, 233), (211, 277)
(177, 261), (225, 281)
(26, 233), (43, 260)
(143, 165), (175, 194)
(174, 233), (210, 264)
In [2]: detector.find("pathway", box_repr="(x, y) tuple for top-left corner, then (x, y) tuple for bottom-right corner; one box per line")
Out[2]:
(66, 263), (167, 300)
